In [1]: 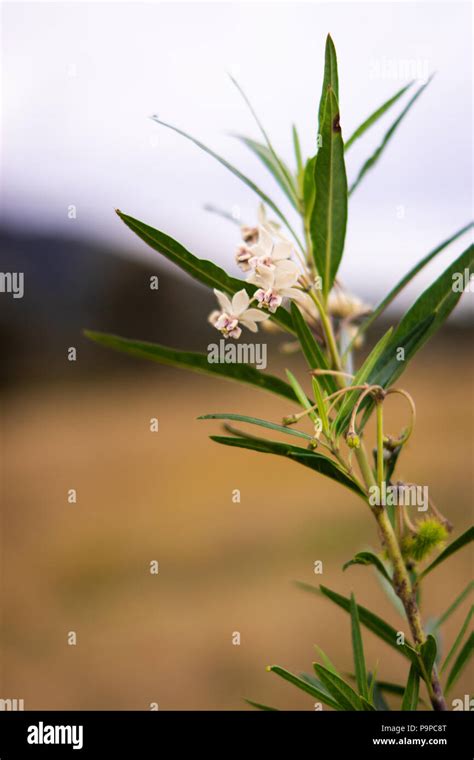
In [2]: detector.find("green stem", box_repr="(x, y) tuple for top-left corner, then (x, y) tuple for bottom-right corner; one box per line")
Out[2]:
(356, 444), (447, 711)
(308, 290), (342, 372)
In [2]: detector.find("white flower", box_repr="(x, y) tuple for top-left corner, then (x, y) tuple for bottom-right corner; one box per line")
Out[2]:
(209, 288), (270, 339)
(248, 225), (295, 271)
(235, 224), (295, 273)
(248, 260), (303, 313)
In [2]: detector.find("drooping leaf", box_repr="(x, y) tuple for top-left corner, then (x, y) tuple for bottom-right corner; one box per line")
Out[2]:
(350, 593), (369, 700)
(435, 582), (474, 629)
(401, 664), (420, 711)
(115, 210), (295, 334)
(345, 82), (413, 151)
(290, 303), (337, 395)
(364, 246), (474, 394)
(314, 664), (362, 710)
(346, 223), (473, 351)
(210, 436), (365, 496)
(267, 665), (341, 710)
(198, 413), (314, 441)
(441, 605), (473, 675)
(150, 116), (304, 249)
(343, 552), (392, 584)
(318, 34), (339, 132)
(445, 632), (474, 694)
(418, 526), (474, 581)
(297, 583), (413, 659)
(234, 135), (299, 209)
(83, 332), (297, 402)
(244, 699), (279, 711)
(349, 76), (433, 194)
(311, 86), (348, 297)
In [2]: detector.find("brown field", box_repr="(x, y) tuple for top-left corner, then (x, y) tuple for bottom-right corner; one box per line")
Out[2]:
(2, 345), (473, 710)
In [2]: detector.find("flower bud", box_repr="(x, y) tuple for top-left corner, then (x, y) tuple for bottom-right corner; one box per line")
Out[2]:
(346, 431), (361, 449)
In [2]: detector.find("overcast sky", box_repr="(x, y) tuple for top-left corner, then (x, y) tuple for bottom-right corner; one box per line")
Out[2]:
(1, 1), (472, 312)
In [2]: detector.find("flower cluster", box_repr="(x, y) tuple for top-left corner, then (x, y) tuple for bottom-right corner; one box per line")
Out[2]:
(209, 221), (303, 339)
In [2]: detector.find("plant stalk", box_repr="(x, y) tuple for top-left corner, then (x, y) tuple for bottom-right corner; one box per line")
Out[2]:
(356, 444), (447, 711)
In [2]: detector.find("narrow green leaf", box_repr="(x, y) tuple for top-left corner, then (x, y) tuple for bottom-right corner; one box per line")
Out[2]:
(267, 665), (341, 710)
(314, 664), (363, 710)
(229, 74), (298, 204)
(435, 582), (474, 629)
(234, 135), (299, 209)
(299, 672), (341, 702)
(350, 593), (369, 700)
(371, 681), (390, 711)
(374, 680), (404, 697)
(350, 76), (433, 194)
(367, 668), (378, 705)
(285, 369), (317, 422)
(445, 632), (474, 694)
(401, 664), (420, 711)
(312, 377), (330, 437)
(318, 34), (339, 132)
(311, 86), (348, 298)
(418, 526), (474, 581)
(365, 246), (474, 394)
(115, 209), (295, 334)
(297, 583), (413, 659)
(345, 82), (413, 151)
(303, 155), (317, 225)
(210, 436), (365, 496)
(420, 634), (437, 679)
(150, 116), (304, 250)
(244, 699), (279, 711)
(198, 413), (314, 441)
(360, 696), (376, 711)
(83, 332), (297, 402)
(346, 223), (473, 352)
(290, 303), (337, 395)
(292, 124), (303, 177)
(334, 327), (393, 434)
(343, 552), (392, 584)
(314, 646), (341, 677)
(441, 605), (473, 675)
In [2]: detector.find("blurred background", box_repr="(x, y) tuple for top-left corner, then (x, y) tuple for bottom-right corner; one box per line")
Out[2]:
(1, 1), (472, 710)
